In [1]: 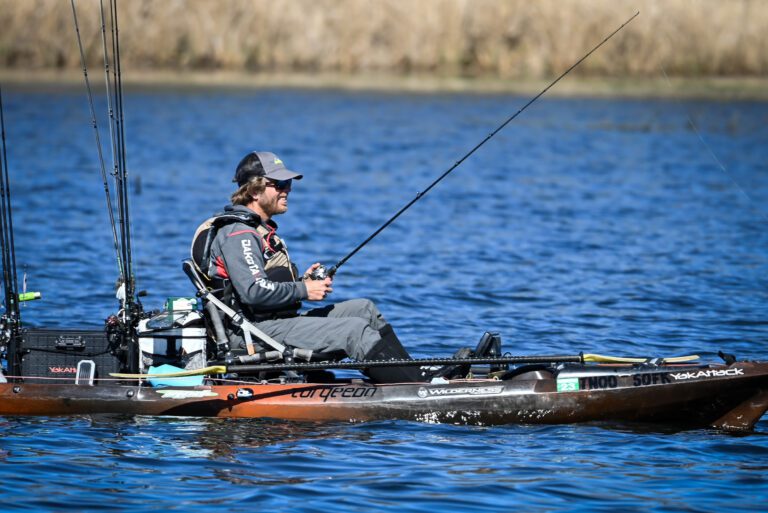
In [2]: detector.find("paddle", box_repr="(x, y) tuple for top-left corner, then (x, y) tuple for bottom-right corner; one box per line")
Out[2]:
(585, 354), (699, 364)
(110, 353), (700, 379)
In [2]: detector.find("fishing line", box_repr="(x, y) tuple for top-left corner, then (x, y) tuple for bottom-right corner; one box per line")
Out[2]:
(107, 0), (129, 303)
(107, 0), (127, 292)
(98, 0), (119, 194)
(313, 11), (640, 279)
(69, 0), (124, 278)
(660, 66), (768, 223)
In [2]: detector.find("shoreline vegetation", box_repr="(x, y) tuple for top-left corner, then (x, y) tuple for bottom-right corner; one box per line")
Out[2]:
(1, 0), (766, 99)
(2, 69), (768, 100)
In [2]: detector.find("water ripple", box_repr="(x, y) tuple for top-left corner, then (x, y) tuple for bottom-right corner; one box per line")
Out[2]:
(1, 89), (767, 511)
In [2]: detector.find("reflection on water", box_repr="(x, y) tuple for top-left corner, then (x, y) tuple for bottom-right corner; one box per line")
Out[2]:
(1, 416), (766, 511)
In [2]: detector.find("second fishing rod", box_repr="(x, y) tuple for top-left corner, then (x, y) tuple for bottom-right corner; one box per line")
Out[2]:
(310, 11), (639, 281)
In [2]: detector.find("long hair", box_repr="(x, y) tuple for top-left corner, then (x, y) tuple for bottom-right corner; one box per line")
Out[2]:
(230, 176), (266, 205)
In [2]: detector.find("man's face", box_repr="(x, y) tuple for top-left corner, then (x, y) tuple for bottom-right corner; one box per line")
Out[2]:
(257, 178), (292, 217)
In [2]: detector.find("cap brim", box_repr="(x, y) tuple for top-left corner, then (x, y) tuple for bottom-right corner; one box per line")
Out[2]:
(265, 168), (303, 180)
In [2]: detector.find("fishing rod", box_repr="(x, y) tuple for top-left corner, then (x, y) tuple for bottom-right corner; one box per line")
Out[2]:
(112, 352), (701, 379)
(71, 0), (139, 322)
(0, 84), (20, 324)
(0, 85), (41, 377)
(98, 0), (121, 231)
(0, 87), (35, 318)
(311, 11), (640, 281)
(104, 0), (144, 379)
(0, 83), (19, 377)
(69, 0), (124, 281)
(108, 0), (136, 308)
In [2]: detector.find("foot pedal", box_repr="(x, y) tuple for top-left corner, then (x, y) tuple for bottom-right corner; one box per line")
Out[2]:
(718, 350), (736, 365)
(475, 331), (506, 372)
(76, 360), (96, 385)
(431, 347), (473, 380)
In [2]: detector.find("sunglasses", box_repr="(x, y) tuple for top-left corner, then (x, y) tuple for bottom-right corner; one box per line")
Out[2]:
(265, 179), (292, 191)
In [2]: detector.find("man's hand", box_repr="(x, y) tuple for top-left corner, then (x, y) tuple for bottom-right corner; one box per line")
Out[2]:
(303, 263), (333, 300)
(303, 263), (324, 279)
(304, 276), (333, 300)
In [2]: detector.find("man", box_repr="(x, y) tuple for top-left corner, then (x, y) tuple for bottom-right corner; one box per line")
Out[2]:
(203, 151), (423, 383)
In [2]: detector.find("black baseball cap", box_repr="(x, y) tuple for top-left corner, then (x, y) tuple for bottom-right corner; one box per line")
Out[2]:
(233, 151), (304, 186)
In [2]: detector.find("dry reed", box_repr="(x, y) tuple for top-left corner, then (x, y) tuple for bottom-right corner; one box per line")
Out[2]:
(0, 0), (766, 78)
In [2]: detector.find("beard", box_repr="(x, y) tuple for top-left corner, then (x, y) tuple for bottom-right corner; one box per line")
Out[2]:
(259, 193), (288, 217)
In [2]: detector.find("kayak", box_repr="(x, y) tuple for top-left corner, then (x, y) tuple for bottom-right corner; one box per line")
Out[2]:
(2, 358), (766, 432)
(4, 247), (763, 434)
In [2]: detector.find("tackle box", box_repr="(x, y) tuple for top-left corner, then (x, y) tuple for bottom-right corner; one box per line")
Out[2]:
(19, 328), (123, 384)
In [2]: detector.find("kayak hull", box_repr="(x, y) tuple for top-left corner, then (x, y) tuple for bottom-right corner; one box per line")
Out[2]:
(1, 361), (767, 431)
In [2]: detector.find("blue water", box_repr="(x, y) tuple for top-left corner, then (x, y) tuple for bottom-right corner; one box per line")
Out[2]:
(0, 84), (767, 511)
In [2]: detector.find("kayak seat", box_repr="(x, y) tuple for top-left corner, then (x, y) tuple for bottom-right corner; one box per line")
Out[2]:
(181, 259), (338, 369)
(186, 222), (343, 371)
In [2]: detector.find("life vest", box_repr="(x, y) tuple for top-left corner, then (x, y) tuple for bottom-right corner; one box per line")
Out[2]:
(254, 222), (298, 283)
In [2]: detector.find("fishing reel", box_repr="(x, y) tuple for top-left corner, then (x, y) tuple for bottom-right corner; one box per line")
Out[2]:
(308, 264), (330, 281)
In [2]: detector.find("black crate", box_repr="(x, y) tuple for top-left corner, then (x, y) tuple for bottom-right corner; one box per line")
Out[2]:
(19, 328), (123, 384)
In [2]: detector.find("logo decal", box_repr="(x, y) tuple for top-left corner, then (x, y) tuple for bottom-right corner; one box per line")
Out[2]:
(256, 278), (276, 291)
(49, 366), (77, 374)
(417, 385), (504, 398)
(240, 239), (261, 277)
(670, 368), (744, 380)
(290, 386), (377, 402)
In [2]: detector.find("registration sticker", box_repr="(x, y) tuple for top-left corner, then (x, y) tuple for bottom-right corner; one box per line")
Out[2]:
(556, 377), (580, 392)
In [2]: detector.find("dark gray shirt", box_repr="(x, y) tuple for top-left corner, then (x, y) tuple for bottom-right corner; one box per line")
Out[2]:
(208, 205), (308, 315)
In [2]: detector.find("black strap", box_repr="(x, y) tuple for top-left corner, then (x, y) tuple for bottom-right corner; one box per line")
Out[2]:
(198, 210), (262, 278)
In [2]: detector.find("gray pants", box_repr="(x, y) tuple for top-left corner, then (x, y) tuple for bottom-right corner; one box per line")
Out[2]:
(249, 298), (387, 360)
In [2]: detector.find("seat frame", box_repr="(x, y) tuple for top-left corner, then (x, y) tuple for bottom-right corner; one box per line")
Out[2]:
(182, 259), (319, 365)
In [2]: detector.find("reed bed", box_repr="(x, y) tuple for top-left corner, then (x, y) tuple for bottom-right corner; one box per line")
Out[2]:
(1, 0), (766, 78)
